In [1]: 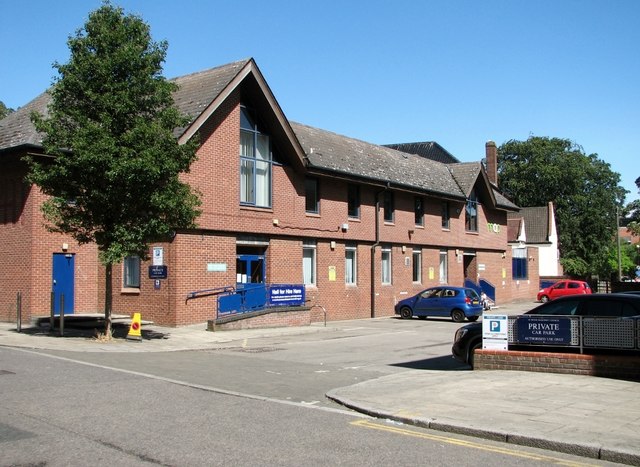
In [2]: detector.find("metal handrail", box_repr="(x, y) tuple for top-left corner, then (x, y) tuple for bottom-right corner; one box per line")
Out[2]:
(185, 286), (235, 303)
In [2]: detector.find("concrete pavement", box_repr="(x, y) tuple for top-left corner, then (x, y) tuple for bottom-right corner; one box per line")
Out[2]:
(1, 317), (639, 465)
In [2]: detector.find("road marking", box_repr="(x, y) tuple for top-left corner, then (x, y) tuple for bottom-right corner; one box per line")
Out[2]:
(351, 419), (596, 467)
(8, 347), (364, 418)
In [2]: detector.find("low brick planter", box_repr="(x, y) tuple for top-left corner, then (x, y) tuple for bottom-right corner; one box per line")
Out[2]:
(474, 349), (640, 382)
(207, 307), (311, 332)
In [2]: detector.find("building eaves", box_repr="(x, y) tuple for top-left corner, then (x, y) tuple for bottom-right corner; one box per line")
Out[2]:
(291, 122), (465, 199)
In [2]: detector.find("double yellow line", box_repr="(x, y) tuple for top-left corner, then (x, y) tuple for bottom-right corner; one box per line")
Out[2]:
(351, 419), (596, 467)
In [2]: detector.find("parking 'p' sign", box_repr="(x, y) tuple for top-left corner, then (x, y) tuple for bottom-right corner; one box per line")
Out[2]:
(482, 314), (508, 350)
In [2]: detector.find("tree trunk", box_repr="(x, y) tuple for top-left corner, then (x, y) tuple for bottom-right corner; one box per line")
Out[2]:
(104, 262), (113, 337)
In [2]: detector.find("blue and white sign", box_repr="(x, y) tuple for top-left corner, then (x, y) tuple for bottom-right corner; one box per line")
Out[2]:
(516, 316), (571, 345)
(482, 313), (508, 350)
(268, 285), (305, 307)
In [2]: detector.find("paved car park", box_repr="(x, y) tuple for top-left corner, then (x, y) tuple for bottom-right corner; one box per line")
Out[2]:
(1, 299), (639, 465)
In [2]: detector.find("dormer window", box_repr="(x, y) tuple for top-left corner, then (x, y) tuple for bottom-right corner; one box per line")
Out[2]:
(240, 105), (272, 208)
(465, 189), (479, 232)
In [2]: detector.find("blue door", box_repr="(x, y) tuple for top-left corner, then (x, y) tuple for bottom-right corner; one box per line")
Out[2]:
(236, 254), (265, 287)
(52, 253), (75, 315)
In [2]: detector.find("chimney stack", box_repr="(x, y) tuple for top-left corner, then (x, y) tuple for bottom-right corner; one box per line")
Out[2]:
(485, 140), (498, 186)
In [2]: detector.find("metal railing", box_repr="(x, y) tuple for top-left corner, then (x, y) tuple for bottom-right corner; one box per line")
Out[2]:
(507, 315), (640, 352)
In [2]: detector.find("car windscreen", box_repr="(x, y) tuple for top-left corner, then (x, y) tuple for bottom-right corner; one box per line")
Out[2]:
(527, 299), (580, 315)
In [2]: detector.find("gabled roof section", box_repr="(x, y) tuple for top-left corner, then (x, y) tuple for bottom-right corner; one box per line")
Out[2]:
(171, 59), (251, 136)
(0, 91), (50, 152)
(507, 217), (525, 243)
(291, 122), (466, 199)
(508, 205), (552, 244)
(447, 161), (518, 211)
(0, 58), (308, 170)
(384, 141), (460, 164)
(173, 58), (307, 170)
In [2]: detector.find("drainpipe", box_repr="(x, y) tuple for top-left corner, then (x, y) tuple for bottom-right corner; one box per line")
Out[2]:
(371, 183), (390, 318)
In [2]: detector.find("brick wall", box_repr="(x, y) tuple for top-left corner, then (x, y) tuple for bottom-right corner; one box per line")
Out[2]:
(0, 90), (539, 327)
(208, 309), (310, 331)
(474, 349), (640, 382)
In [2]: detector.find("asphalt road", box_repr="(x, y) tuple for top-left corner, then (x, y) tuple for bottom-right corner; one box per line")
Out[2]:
(0, 315), (625, 466)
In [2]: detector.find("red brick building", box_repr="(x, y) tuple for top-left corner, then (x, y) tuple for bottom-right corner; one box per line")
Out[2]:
(0, 58), (539, 326)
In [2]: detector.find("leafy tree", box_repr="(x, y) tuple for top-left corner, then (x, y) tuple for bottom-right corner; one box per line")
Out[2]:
(0, 101), (14, 119)
(498, 137), (626, 278)
(28, 2), (201, 336)
(623, 177), (640, 236)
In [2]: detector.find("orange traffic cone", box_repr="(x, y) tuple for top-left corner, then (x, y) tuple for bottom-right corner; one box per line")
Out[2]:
(127, 312), (142, 341)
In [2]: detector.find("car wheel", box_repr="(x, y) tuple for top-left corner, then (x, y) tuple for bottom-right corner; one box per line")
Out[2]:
(540, 295), (549, 303)
(467, 316), (479, 322)
(451, 309), (465, 323)
(400, 307), (413, 319)
(468, 341), (482, 369)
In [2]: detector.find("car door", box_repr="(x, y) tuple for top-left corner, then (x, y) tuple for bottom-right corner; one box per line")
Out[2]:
(414, 288), (444, 316)
(549, 281), (568, 300)
(436, 288), (458, 317)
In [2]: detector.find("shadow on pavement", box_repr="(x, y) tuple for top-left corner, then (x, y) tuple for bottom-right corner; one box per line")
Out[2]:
(390, 355), (470, 371)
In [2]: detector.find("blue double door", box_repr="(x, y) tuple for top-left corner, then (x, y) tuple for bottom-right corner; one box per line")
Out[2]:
(52, 253), (75, 315)
(236, 254), (265, 287)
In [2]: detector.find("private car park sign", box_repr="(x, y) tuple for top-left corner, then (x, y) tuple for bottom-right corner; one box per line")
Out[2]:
(516, 316), (572, 345)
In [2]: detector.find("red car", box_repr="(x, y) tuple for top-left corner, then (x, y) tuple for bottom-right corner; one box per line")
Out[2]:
(537, 280), (592, 302)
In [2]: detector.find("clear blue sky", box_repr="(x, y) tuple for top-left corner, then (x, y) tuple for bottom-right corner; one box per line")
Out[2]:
(2, 0), (639, 201)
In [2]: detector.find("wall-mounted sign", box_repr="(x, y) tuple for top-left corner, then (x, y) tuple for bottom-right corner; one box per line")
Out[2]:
(487, 223), (501, 233)
(207, 263), (227, 272)
(152, 247), (163, 266)
(268, 285), (305, 307)
(516, 316), (571, 345)
(482, 313), (508, 350)
(328, 266), (336, 281)
(149, 265), (167, 279)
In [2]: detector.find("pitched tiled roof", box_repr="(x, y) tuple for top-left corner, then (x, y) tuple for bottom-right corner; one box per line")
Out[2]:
(0, 59), (251, 151)
(1, 58), (519, 210)
(172, 59), (250, 121)
(507, 217), (523, 243)
(508, 206), (551, 244)
(291, 122), (466, 199)
(384, 141), (460, 164)
(0, 91), (50, 150)
(447, 162), (482, 196)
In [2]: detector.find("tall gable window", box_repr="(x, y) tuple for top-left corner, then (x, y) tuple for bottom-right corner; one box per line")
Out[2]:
(441, 201), (450, 229)
(383, 191), (394, 223)
(348, 184), (360, 219)
(465, 189), (478, 232)
(305, 177), (319, 214)
(414, 196), (424, 226)
(240, 105), (272, 208)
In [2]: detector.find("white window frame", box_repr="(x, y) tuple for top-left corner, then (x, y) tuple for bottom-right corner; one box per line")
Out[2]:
(303, 240), (317, 286)
(439, 250), (448, 284)
(240, 105), (272, 208)
(345, 244), (357, 285)
(381, 245), (392, 285)
(412, 249), (422, 283)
